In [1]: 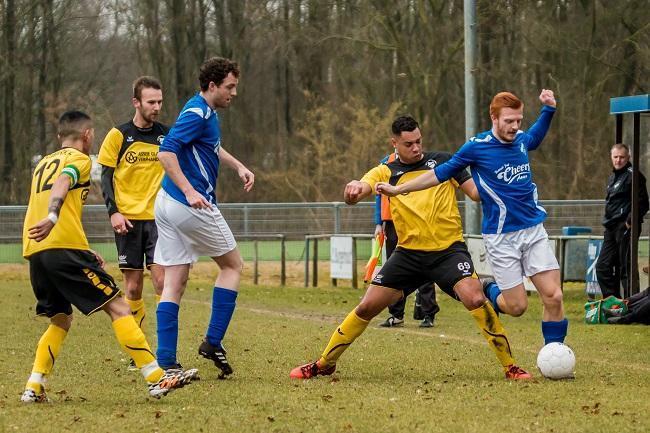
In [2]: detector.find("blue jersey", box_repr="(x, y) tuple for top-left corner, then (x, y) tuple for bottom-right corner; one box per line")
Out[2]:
(434, 105), (556, 235)
(160, 94), (222, 206)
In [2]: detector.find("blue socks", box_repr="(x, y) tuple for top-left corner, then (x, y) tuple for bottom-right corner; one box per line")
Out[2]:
(484, 281), (502, 314)
(156, 301), (180, 368)
(541, 318), (568, 344)
(206, 287), (238, 349)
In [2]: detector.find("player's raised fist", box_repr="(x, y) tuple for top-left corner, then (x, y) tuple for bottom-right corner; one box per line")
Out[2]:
(539, 89), (556, 108)
(344, 180), (364, 205)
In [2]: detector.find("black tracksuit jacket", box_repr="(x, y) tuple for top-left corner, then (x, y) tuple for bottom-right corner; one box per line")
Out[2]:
(602, 162), (649, 230)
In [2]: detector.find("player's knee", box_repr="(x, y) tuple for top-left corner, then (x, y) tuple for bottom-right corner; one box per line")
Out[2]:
(499, 291), (528, 316)
(542, 288), (563, 310)
(152, 275), (164, 292)
(124, 284), (142, 299)
(123, 273), (144, 298)
(354, 303), (374, 321)
(51, 313), (72, 331)
(463, 292), (487, 310)
(509, 302), (528, 317)
(218, 253), (244, 274)
(103, 297), (132, 319)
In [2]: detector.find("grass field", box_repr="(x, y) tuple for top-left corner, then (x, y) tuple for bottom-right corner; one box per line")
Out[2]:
(1, 263), (649, 433)
(0, 239), (374, 263)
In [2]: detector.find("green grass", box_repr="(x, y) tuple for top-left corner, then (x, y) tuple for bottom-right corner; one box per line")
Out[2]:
(1, 265), (650, 433)
(0, 239), (373, 263)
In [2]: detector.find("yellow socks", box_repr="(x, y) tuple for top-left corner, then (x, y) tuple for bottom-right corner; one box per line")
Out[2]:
(112, 315), (162, 383)
(318, 310), (369, 368)
(126, 298), (146, 330)
(26, 324), (67, 392)
(470, 301), (516, 368)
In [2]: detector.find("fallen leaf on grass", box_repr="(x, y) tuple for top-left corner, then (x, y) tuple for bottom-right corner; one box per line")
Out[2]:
(581, 402), (600, 414)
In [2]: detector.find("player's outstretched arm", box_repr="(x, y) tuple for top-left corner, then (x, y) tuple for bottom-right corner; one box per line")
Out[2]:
(218, 146), (254, 192)
(344, 180), (372, 205)
(28, 174), (71, 242)
(527, 89), (557, 151)
(158, 151), (212, 209)
(376, 170), (440, 197)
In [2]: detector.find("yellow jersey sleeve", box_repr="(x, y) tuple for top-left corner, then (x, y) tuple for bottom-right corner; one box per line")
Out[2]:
(360, 165), (390, 190)
(66, 150), (91, 185)
(97, 128), (123, 168)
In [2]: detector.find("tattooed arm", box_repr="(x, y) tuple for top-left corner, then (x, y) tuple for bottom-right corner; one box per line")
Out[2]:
(28, 175), (72, 242)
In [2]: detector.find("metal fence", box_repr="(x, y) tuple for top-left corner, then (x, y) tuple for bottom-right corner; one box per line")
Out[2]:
(4, 199), (648, 243)
(4, 201), (649, 288)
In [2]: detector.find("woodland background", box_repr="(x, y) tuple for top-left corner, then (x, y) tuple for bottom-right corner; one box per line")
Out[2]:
(0, 0), (648, 205)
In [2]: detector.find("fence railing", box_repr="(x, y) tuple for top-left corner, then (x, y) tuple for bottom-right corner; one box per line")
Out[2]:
(4, 201), (649, 289)
(1, 199), (630, 244)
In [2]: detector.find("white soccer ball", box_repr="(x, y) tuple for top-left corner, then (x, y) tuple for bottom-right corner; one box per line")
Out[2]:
(536, 342), (575, 379)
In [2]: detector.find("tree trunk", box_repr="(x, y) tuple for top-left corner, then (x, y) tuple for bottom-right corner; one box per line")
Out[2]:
(2, 0), (16, 203)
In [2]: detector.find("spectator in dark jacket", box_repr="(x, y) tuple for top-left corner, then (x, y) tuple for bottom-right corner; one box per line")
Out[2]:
(596, 143), (649, 298)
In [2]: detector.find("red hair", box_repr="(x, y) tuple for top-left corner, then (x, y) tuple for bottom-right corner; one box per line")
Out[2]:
(490, 92), (523, 117)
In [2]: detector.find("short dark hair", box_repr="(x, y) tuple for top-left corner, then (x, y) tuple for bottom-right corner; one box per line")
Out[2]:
(133, 76), (162, 100)
(199, 57), (240, 91)
(58, 111), (92, 139)
(392, 115), (419, 135)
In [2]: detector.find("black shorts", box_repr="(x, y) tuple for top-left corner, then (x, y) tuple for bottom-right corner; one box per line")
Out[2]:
(371, 241), (478, 299)
(115, 219), (158, 270)
(29, 249), (121, 317)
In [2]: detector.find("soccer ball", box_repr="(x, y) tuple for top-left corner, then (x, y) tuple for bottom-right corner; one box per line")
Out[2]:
(536, 342), (575, 379)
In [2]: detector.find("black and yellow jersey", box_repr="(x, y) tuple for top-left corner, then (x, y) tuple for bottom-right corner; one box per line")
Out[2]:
(23, 148), (91, 258)
(97, 121), (168, 220)
(361, 151), (471, 251)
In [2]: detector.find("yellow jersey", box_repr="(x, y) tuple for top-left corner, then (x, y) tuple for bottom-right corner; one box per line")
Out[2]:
(97, 121), (167, 220)
(23, 147), (91, 258)
(361, 151), (471, 252)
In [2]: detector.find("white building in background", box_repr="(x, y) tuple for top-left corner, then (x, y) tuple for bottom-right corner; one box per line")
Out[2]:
(90, 154), (102, 183)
